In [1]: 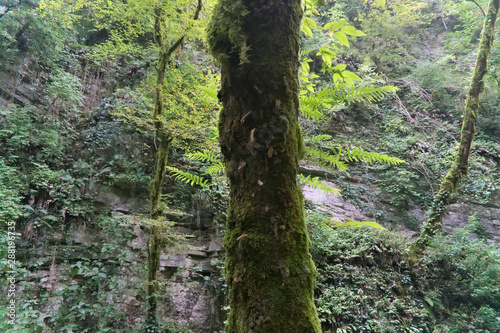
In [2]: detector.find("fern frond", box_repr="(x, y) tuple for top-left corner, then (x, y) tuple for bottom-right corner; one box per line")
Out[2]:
(300, 97), (327, 120)
(299, 48), (316, 59)
(305, 146), (349, 172)
(206, 161), (226, 175)
(341, 147), (405, 165)
(306, 134), (332, 145)
(329, 85), (398, 105)
(185, 150), (219, 163)
(300, 85), (397, 118)
(298, 174), (340, 195)
(165, 166), (209, 188)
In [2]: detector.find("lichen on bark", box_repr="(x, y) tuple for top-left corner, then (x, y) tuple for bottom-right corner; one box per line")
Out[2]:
(409, 0), (500, 256)
(208, 0), (321, 332)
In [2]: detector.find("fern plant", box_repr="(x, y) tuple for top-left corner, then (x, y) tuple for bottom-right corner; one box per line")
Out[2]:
(206, 161), (225, 176)
(305, 137), (405, 175)
(186, 149), (226, 176)
(165, 166), (209, 188)
(300, 85), (398, 120)
(329, 85), (399, 105)
(341, 146), (404, 165)
(298, 174), (340, 195)
(164, 149), (226, 188)
(185, 150), (220, 163)
(167, 12), (402, 202)
(305, 146), (349, 172)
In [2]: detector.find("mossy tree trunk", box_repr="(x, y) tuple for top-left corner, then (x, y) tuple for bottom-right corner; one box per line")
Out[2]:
(145, 7), (173, 331)
(145, 2), (200, 330)
(410, 0), (500, 255)
(208, 1), (321, 332)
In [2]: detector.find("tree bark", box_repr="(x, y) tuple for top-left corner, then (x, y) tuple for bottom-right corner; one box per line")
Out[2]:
(146, 2), (203, 330)
(409, 0), (500, 255)
(145, 5), (175, 332)
(208, 1), (321, 332)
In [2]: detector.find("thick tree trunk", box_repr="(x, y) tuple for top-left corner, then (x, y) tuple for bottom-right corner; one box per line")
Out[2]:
(409, 0), (500, 255)
(208, 1), (321, 332)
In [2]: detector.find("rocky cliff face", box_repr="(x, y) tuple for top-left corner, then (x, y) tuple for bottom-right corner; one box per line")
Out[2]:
(303, 168), (500, 242)
(19, 183), (225, 332)
(19, 164), (499, 332)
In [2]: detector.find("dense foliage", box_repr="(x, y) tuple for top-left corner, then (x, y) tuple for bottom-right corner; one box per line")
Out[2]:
(1, 0), (500, 332)
(309, 210), (500, 332)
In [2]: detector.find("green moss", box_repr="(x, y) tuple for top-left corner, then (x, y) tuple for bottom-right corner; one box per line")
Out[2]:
(210, 0), (320, 330)
(207, 0), (251, 65)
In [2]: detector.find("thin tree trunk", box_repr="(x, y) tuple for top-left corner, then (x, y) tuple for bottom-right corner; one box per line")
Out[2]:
(409, 0), (500, 256)
(208, 1), (321, 332)
(145, 8), (173, 330)
(146, 2), (202, 331)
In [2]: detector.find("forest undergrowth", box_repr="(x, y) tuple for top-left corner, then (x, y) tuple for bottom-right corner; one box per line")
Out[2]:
(1, 0), (500, 332)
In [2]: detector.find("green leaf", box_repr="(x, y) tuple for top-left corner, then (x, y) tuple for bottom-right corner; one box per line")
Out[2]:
(305, 146), (348, 172)
(332, 64), (347, 71)
(322, 55), (332, 67)
(333, 73), (343, 84)
(334, 31), (349, 47)
(302, 22), (313, 38)
(375, 0), (386, 7)
(327, 85), (398, 105)
(304, 0), (327, 8)
(341, 25), (366, 37)
(317, 47), (337, 57)
(299, 102), (326, 120)
(301, 60), (311, 73)
(304, 16), (318, 29)
(306, 134), (333, 144)
(310, 0), (327, 6)
(342, 147), (405, 165)
(342, 71), (362, 81)
(324, 19), (346, 31)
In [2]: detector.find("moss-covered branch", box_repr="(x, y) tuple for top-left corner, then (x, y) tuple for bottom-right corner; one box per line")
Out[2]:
(146, 1), (203, 330)
(408, 0), (500, 256)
